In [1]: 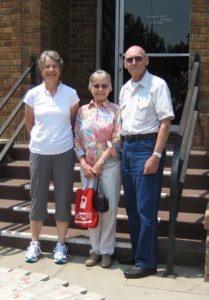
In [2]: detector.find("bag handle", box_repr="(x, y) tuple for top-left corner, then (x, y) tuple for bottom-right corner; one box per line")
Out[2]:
(96, 175), (104, 196)
(96, 175), (100, 193)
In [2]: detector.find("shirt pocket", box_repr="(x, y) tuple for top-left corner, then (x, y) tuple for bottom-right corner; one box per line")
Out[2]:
(135, 100), (150, 121)
(137, 99), (149, 110)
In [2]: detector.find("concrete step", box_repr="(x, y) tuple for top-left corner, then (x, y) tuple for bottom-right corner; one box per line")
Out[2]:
(161, 188), (209, 213)
(0, 221), (205, 266)
(162, 167), (209, 189)
(0, 143), (208, 269)
(1, 159), (209, 190)
(0, 176), (165, 203)
(0, 178), (30, 200)
(11, 143), (209, 169)
(0, 178), (208, 214)
(9, 143), (30, 161)
(2, 159), (168, 180)
(0, 199), (206, 240)
(165, 147), (209, 169)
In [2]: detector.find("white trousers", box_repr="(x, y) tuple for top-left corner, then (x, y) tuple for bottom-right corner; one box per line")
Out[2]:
(80, 161), (121, 255)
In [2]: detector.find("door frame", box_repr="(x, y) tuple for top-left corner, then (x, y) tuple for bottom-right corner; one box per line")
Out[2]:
(96, 0), (190, 104)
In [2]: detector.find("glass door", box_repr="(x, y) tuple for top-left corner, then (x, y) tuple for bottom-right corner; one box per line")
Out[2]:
(97, 0), (190, 123)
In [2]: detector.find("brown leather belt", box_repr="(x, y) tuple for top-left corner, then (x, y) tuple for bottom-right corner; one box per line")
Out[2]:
(121, 133), (157, 142)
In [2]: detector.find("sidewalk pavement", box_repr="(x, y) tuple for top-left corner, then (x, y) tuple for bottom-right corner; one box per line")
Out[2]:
(0, 246), (209, 300)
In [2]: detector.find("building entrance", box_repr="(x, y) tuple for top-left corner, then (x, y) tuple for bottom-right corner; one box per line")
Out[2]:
(97, 0), (190, 123)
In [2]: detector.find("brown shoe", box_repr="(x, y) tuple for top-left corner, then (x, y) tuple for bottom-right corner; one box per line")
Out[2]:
(101, 254), (112, 268)
(85, 253), (101, 267)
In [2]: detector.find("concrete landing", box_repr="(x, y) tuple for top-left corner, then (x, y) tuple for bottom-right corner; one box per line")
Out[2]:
(0, 246), (208, 300)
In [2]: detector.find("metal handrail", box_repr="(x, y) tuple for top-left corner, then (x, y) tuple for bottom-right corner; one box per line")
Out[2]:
(0, 55), (36, 162)
(0, 119), (25, 162)
(165, 53), (200, 277)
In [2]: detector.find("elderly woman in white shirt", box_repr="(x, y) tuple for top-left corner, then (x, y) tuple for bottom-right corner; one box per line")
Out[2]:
(24, 50), (79, 264)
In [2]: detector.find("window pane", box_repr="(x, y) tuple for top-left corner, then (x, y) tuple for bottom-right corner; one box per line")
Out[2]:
(123, 0), (190, 124)
(149, 56), (189, 124)
(124, 0), (190, 53)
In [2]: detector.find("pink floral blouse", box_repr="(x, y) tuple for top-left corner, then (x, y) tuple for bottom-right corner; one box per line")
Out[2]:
(74, 99), (121, 167)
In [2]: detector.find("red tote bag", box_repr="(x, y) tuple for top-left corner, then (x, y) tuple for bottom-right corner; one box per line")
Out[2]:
(74, 187), (99, 228)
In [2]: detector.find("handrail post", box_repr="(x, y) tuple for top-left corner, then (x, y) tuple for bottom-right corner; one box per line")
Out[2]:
(30, 54), (36, 88)
(164, 137), (182, 278)
(194, 53), (200, 110)
(165, 53), (200, 278)
(0, 55), (37, 162)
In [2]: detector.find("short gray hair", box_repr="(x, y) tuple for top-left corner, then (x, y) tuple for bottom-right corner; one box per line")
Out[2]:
(88, 70), (112, 92)
(38, 50), (64, 72)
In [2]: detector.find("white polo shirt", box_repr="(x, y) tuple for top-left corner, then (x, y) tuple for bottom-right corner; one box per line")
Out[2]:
(23, 82), (80, 155)
(119, 71), (174, 135)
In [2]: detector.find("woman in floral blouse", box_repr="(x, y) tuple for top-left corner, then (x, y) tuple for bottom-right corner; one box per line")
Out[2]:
(74, 70), (121, 268)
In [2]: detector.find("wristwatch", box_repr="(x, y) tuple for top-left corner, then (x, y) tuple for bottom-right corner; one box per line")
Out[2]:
(98, 158), (105, 165)
(152, 151), (162, 159)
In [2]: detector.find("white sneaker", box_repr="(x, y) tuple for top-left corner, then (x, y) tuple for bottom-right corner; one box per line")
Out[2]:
(25, 241), (41, 263)
(53, 242), (68, 264)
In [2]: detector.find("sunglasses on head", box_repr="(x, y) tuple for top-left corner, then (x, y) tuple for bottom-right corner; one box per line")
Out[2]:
(93, 84), (109, 89)
(125, 56), (145, 64)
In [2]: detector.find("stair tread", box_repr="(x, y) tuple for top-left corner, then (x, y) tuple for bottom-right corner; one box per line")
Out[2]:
(12, 143), (29, 149)
(0, 221), (91, 240)
(0, 221), (205, 266)
(0, 220), (205, 255)
(3, 160), (209, 171)
(13, 143), (209, 154)
(0, 178), (30, 186)
(0, 199), (30, 208)
(158, 211), (205, 223)
(1, 160), (29, 167)
(1, 178), (208, 199)
(0, 220), (204, 242)
(163, 167), (209, 174)
(0, 200), (204, 225)
(162, 187), (209, 198)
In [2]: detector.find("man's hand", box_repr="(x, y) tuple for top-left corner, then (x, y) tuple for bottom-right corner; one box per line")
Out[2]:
(143, 155), (159, 175)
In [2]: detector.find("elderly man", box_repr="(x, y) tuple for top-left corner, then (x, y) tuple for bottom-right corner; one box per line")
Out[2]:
(119, 45), (174, 278)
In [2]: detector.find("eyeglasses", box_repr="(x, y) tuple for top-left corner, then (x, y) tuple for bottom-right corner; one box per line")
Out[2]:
(93, 84), (109, 89)
(44, 64), (59, 70)
(125, 56), (145, 64)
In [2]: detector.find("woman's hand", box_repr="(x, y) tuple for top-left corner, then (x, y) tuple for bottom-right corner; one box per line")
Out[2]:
(92, 160), (103, 176)
(80, 160), (95, 178)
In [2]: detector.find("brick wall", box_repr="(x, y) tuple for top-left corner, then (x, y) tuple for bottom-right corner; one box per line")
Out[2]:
(40, 0), (71, 85)
(69, 0), (97, 103)
(0, 0), (209, 147)
(0, 0), (72, 141)
(0, 0), (41, 141)
(0, 0), (23, 138)
(190, 0), (209, 148)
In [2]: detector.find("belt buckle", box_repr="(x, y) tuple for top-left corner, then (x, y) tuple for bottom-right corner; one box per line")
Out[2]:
(126, 135), (131, 141)
(124, 135), (135, 142)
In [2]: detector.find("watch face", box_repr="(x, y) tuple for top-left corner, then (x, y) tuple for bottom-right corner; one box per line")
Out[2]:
(153, 152), (161, 158)
(99, 159), (105, 165)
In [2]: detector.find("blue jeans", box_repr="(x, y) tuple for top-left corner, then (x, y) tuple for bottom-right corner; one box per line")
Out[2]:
(121, 138), (165, 269)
